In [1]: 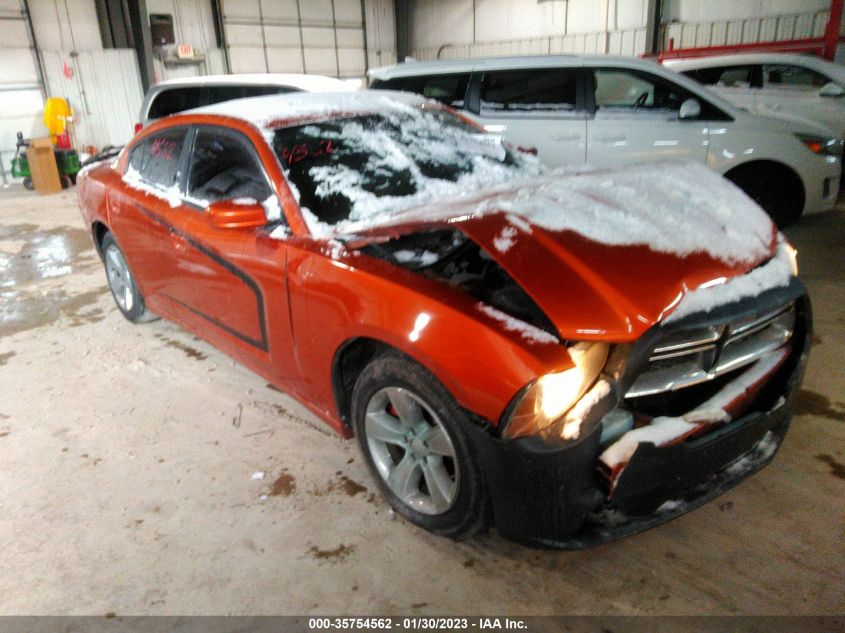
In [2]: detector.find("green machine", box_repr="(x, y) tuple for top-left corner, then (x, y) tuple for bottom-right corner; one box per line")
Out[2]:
(11, 132), (81, 190)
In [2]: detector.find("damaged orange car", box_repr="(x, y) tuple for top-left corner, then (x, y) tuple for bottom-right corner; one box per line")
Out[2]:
(77, 92), (810, 547)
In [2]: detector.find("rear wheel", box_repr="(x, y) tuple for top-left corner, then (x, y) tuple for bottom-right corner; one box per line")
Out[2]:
(101, 232), (156, 323)
(351, 352), (489, 539)
(22, 177), (33, 190)
(726, 163), (804, 228)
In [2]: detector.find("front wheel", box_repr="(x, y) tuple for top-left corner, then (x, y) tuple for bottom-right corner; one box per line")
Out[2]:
(351, 352), (489, 539)
(101, 232), (156, 323)
(726, 164), (803, 228)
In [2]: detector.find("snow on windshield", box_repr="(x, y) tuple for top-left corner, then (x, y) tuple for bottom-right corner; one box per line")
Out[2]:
(270, 105), (537, 234)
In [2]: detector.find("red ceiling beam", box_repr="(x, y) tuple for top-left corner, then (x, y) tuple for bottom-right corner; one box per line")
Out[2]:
(822, 0), (844, 60)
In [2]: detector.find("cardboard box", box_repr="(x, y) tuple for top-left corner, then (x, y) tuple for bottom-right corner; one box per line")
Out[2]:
(26, 137), (62, 194)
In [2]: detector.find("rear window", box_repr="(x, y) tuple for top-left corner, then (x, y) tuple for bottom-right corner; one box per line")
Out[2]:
(480, 68), (578, 114)
(146, 84), (300, 121)
(147, 87), (202, 120)
(370, 74), (470, 107)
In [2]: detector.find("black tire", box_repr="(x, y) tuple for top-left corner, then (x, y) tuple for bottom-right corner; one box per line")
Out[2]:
(69, 172), (77, 185)
(726, 163), (804, 228)
(60, 175), (72, 189)
(101, 232), (156, 323)
(351, 352), (489, 539)
(22, 177), (33, 190)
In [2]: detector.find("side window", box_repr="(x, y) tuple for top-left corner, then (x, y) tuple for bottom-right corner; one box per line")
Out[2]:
(187, 128), (273, 207)
(127, 127), (188, 190)
(480, 68), (578, 114)
(147, 87), (202, 120)
(371, 74), (470, 107)
(762, 64), (829, 91)
(684, 66), (753, 88)
(592, 68), (698, 118)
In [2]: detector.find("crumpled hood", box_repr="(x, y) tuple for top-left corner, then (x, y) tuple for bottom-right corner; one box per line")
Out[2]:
(345, 162), (780, 341)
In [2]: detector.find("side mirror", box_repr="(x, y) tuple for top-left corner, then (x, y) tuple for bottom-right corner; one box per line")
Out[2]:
(679, 98), (701, 120)
(819, 82), (844, 97)
(206, 198), (267, 230)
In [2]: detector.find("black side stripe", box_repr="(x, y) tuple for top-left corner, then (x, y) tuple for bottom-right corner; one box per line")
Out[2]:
(133, 203), (270, 353)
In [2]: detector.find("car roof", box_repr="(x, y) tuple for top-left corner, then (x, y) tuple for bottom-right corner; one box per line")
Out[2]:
(368, 53), (666, 79)
(153, 73), (352, 92)
(368, 54), (742, 115)
(176, 90), (432, 132)
(667, 53), (841, 74)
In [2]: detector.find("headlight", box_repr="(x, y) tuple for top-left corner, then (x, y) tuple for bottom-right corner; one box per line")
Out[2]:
(502, 342), (609, 439)
(796, 134), (844, 157)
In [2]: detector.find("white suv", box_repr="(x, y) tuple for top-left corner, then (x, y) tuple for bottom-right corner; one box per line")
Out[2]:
(369, 55), (842, 226)
(138, 73), (352, 130)
(667, 53), (845, 142)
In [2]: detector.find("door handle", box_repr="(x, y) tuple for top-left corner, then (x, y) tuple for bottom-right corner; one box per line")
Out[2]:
(549, 133), (581, 142)
(595, 134), (626, 143)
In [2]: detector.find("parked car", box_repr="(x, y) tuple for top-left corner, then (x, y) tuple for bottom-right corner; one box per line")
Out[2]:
(369, 55), (842, 226)
(77, 91), (810, 547)
(667, 53), (845, 142)
(137, 73), (352, 131)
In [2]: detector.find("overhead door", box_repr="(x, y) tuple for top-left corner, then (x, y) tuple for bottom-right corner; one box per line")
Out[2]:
(221, 0), (367, 79)
(0, 0), (44, 184)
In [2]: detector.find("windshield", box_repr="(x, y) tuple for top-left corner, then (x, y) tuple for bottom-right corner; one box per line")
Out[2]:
(271, 107), (537, 233)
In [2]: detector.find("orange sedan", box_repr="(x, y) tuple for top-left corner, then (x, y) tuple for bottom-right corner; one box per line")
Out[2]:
(77, 92), (810, 547)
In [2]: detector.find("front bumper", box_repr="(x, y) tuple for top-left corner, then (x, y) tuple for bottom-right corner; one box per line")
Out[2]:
(465, 284), (811, 548)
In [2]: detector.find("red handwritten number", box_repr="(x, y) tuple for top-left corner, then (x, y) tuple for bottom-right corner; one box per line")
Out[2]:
(281, 140), (333, 165)
(150, 138), (175, 161)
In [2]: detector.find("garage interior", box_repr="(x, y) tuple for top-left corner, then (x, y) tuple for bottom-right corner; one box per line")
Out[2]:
(1, 0), (844, 618)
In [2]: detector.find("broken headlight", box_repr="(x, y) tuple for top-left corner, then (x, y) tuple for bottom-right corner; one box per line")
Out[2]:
(502, 342), (609, 440)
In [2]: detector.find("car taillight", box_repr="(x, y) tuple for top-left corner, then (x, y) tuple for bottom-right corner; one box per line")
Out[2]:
(134, 122), (143, 134)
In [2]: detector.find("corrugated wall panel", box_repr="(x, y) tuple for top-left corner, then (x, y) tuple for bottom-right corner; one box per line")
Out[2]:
(221, 0), (372, 79)
(0, 0), (42, 183)
(42, 50), (143, 151)
(663, 9), (830, 51)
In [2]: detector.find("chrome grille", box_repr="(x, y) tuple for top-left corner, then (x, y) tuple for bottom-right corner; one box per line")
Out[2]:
(626, 304), (795, 398)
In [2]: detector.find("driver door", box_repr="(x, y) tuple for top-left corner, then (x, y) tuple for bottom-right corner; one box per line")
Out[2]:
(165, 125), (292, 371)
(585, 67), (709, 168)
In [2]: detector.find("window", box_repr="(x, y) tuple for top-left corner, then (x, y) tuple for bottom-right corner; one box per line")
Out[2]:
(592, 68), (704, 119)
(127, 127), (188, 190)
(187, 128), (272, 205)
(480, 69), (578, 114)
(371, 74), (471, 107)
(148, 87), (203, 120)
(271, 110), (520, 226)
(203, 85), (299, 108)
(762, 64), (829, 90)
(683, 66), (754, 88)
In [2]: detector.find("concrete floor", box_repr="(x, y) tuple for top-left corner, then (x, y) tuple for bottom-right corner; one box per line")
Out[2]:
(0, 185), (843, 616)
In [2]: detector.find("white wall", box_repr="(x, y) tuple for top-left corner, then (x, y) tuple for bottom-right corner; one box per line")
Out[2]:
(220, 0), (394, 79)
(663, 0), (831, 23)
(147, 0), (227, 81)
(409, 0), (652, 60)
(407, 0), (841, 62)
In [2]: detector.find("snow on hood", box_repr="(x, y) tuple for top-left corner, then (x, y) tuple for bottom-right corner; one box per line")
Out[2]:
(344, 162), (789, 340)
(342, 161), (775, 267)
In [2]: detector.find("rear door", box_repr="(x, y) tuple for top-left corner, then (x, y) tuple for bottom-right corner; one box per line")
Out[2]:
(470, 67), (587, 166)
(109, 126), (193, 307)
(585, 66), (709, 168)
